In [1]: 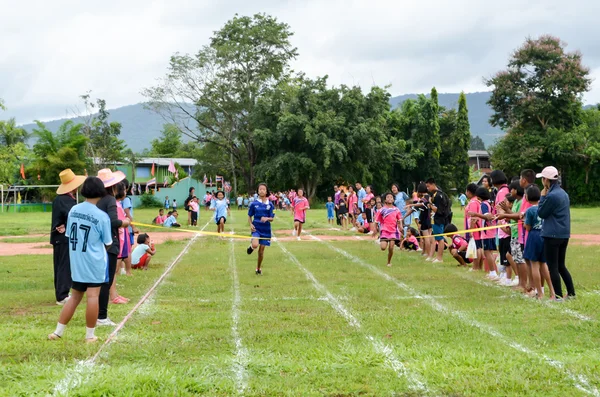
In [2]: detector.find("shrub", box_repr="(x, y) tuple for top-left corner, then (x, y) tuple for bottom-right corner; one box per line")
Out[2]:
(138, 193), (163, 208)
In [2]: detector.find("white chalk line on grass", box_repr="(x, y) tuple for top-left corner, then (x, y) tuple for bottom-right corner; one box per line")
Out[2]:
(53, 220), (209, 396)
(229, 231), (249, 395)
(311, 235), (600, 397)
(277, 241), (430, 395)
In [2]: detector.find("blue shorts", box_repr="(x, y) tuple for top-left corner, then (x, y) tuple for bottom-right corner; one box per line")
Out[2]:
(252, 231), (271, 246)
(483, 238), (497, 251)
(432, 223), (445, 241)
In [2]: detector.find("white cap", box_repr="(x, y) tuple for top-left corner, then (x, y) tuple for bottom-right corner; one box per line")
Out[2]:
(536, 166), (559, 180)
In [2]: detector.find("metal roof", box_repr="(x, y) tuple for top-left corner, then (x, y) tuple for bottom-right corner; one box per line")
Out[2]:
(468, 150), (489, 157)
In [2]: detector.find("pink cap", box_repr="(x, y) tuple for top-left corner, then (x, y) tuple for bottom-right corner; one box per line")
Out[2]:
(536, 166), (559, 180)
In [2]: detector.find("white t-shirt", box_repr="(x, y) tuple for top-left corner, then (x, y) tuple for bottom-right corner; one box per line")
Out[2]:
(131, 244), (149, 265)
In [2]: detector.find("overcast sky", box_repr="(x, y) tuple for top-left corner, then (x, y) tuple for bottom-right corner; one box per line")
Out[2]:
(2, 0), (600, 124)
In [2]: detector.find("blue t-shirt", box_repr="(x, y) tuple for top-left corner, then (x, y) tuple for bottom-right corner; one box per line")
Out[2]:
(394, 192), (409, 216)
(211, 198), (229, 221)
(326, 202), (335, 217)
(248, 199), (275, 236)
(525, 206), (543, 230)
(357, 188), (366, 210)
(164, 215), (177, 227)
(65, 201), (112, 284)
(459, 194), (467, 206)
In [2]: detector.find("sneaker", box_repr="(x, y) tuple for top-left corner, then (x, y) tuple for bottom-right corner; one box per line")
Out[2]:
(489, 275), (501, 281)
(425, 257), (433, 262)
(416, 248), (423, 252)
(386, 263), (392, 267)
(85, 336), (98, 344)
(375, 239), (380, 244)
(502, 279), (513, 287)
(297, 237), (301, 241)
(350, 227), (357, 232)
(120, 268), (127, 276)
(565, 295), (577, 301)
(367, 231), (374, 235)
(432, 259), (443, 264)
(551, 296), (564, 303)
(255, 269), (262, 275)
(48, 333), (61, 340)
(292, 230), (297, 236)
(510, 278), (520, 287)
(247, 246), (254, 255)
(96, 318), (116, 326)
(56, 297), (70, 306)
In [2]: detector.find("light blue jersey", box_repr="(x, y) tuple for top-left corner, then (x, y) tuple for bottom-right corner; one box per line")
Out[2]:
(66, 202), (112, 284)
(357, 188), (366, 211)
(211, 198), (229, 221)
(164, 215), (178, 227)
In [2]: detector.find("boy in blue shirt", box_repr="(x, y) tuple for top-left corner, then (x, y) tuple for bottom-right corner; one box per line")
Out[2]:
(49, 177), (113, 343)
(210, 190), (230, 234)
(163, 211), (181, 228)
(247, 183), (275, 275)
(325, 196), (335, 224)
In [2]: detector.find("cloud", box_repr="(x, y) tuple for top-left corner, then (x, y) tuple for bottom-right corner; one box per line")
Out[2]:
(1, 0), (599, 123)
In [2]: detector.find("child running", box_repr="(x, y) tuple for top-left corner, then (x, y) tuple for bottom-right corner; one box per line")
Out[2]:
(48, 177), (112, 343)
(247, 183), (275, 275)
(292, 188), (310, 240)
(210, 191), (230, 234)
(326, 196), (335, 225)
(375, 192), (403, 267)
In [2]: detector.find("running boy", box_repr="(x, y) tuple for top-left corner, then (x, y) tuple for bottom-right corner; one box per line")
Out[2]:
(326, 196), (335, 224)
(210, 191), (230, 234)
(292, 188), (310, 240)
(375, 192), (403, 267)
(247, 183), (275, 275)
(48, 177), (112, 343)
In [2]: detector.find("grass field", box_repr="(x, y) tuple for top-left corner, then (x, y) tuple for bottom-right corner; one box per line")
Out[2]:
(1, 207), (599, 396)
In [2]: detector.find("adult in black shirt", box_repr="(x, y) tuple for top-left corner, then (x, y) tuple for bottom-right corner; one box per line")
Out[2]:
(426, 178), (447, 262)
(185, 187), (195, 226)
(96, 169), (129, 325)
(51, 169), (86, 305)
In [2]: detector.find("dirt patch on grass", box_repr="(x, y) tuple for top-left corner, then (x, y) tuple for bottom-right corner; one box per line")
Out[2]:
(571, 234), (600, 246)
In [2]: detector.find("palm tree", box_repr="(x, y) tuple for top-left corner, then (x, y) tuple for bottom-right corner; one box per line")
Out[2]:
(0, 118), (28, 146)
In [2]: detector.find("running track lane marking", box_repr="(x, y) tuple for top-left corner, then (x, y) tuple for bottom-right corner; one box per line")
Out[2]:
(229, 231), (249, 395)
(53, 220), (209, 396)
(277, 241), (430, 395)
(310, 235), (600, 397)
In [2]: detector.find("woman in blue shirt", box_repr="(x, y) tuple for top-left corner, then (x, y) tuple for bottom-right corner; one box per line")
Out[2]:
(247, 183), (275, 275)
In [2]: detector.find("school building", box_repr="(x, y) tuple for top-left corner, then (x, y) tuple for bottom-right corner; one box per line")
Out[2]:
(468, 150), (492, 174)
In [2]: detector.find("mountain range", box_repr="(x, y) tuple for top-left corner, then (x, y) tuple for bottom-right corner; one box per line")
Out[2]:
(19, 92), (503, 152)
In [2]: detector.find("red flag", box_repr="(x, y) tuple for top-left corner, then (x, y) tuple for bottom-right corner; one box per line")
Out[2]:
(151, 162), (155, 177)
(20, 164), (25, 179)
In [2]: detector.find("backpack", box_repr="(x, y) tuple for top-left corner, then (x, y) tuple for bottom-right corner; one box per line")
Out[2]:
(433, 190), (452, 225)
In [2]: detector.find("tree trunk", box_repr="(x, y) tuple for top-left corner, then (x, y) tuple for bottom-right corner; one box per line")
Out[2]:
(230, 151), (238, 195)
(585, 165), (590, 185)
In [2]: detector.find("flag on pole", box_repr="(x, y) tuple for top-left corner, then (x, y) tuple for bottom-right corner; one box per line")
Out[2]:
(132, 184), (137, 195)
(203, 174), (208, 185)
(20, 164), (25, 179)
(188, 166), (192, 177)
(163, 176), (169, 187)
(151, 162), (155, 177)
(168, 160), (177, 174)
(147, 178), (156, 187)
(209, 176), (213, 186)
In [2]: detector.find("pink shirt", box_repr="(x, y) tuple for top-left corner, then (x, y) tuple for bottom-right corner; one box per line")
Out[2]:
(116, 201), (126, 250)
(293, 197), (309, 222)
(347, 193), (358, 213)
(466, 198), (482, 240)
(480, 200), (496, 239)
(155, 215), (165, 225)
(375, 206), (402, 239)
(363, 193), (374, 209)
(519, 199), (532, 245)
(406, 235), (419, 249)
(451, 235), (468, 251)
(495, 185), (510, 239)
(190, 201), (199, 213)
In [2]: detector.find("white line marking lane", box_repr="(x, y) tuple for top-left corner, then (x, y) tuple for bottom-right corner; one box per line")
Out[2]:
(229, 231), (248, 395)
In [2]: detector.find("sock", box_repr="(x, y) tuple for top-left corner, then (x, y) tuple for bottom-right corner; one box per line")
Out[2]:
(86, 327), (95, 339)
(490, 271), (498, 277)
(54, 322), (66, 337)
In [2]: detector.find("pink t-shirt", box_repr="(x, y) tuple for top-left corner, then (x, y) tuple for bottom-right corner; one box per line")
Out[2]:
(375, 206), (402, 240)
(116, 201), (127, 252)
(347, 193), (358, 214)
(451, 235), (468, 251)
(293, 197), (309, 222)
(495, 185), (510, 239)
(363, 193), (374, 209)
(480, 200), (497, 239)
(519, 199), (532, 245)
(466, 198), (482, 240)
(155, 215), (164, 225)
(190, 201), (199, 213)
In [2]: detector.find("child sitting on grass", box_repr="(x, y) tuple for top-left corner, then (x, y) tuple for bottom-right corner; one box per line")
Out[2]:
(400, 227), (420, 251)
(153, 208), (166, 225)
(131, 233), (156, 270)
(445, 224), (471, 267)
(163, 211), (181, 228)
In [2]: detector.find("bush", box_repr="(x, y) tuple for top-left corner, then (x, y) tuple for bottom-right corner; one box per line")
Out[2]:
(138, 193), (163, 208)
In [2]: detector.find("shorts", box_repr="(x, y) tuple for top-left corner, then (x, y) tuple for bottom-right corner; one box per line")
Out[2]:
(118, 230), (131, 259)
(132, 253), (149, 269)
(432, 223), (445, 241)
(381, 238), (400, 243)
(381, 230), (401, 241)
(403, 241), (418, 250)
(483, 238), (497, 251)
(498, 237), (511, 266)
(365, 210), (373, 224)
(510, 238), (525, 263)
(327, 216), (334, 220)
(361, 228), (370, 234)
(191, 211), (198, 223)
(475, 239), (483, 250)
(238, 205), (242, 210)
(72, 281), (104, 291)
(216, 217), (227, 225)
(524, 229), (545, 263)
(251, 231), (271, 246)
(456, 250), (474, 264)
(294, 219), (305, 224)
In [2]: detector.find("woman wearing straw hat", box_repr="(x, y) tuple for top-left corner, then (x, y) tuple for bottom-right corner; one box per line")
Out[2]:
(51, 169), (86, 306)
(96, 168), (130, 326)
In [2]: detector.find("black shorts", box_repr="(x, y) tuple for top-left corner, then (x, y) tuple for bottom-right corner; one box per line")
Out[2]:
(403, 241), (418, 250)
(475, 239), (483, 250)
(498, 237), (511, 266)
(365, 210), (374, 223)
(483, 238), (497, 251)
(420, 222), (431, 232)
(72, 281), (104, 292)
(457, 250), (473, 264)
(191, 212), (198, 223)
(216, 217), (227, 225)
(380, 238), (400, 243)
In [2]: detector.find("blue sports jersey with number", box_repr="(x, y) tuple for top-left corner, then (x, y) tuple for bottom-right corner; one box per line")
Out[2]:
(65, 201), (113, 283)
(248, 199), (275, 236)
(210, 198), (229, 221)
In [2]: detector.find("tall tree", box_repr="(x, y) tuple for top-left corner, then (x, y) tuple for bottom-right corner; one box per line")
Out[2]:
(0, 118), (28, 146)
(143, 13), (298, 194)
(149, 124), (183, 157)
(470, 135), (486, 150)
(0, 117), (29, 185)
(453, 92), (472, 189)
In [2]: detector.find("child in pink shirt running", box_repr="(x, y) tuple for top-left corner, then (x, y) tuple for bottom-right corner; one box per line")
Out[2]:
(292, 189), (310, 240)
(375, 192), (403, 267)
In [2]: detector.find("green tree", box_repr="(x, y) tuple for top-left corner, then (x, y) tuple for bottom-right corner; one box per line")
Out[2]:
(453, 92), (472, 189)
(0, 118), (28, 146)
(470, 135), (486, 150)
(0, 117), (29, 185)
(143, 13), (298, 194)
(149, 124), (183, 157)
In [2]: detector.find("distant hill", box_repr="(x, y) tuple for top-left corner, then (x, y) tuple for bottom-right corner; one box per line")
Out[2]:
(390, 91), (503, 146)
(20, 92), (503, 152)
